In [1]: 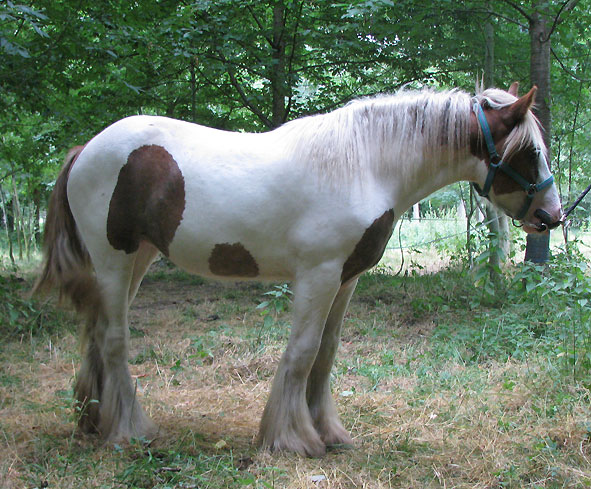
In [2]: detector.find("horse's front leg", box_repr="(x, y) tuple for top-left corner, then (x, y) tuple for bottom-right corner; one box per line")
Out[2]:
(307, 278), (358, 448)
(258, 263), (342, 457)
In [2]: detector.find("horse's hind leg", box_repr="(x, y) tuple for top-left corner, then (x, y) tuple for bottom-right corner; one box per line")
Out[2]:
(128, 242), (159, 304)
(307, 278), (358, 448)
(76, 253), (157, 442)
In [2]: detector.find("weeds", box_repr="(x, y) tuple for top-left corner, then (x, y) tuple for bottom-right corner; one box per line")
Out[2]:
(510, 242), (591, 381)
(253, 283), (292, 349)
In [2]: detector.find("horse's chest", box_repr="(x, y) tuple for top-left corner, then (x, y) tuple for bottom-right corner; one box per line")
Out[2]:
(341, 209), (394, 284)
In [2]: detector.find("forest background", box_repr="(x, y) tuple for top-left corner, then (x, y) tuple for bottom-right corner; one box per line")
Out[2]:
(1, 0), (590, 255)
(3, 1), (591, 488)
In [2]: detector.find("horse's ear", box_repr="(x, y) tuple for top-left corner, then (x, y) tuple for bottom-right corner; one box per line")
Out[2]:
(505, 86), (536, 124)
(508, 82), (519, 97)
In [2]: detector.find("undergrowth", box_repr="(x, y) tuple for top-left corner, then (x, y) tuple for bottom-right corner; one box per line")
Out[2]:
(0, 272), (73, 342)
(425, 241), (591, 383)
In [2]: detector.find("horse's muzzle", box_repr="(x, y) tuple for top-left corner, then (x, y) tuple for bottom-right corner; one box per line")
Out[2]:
(533, 209), (563, 232)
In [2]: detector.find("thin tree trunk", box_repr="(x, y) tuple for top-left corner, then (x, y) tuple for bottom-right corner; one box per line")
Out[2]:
(0, 186), (15, 268)
(33, 185), (41, 247)
(467, 185), (474, 268)
(190, 59), (197, 123)
(270, 2), (288, 128)
(525, 1), (552, 263)
(11, 179), (24, 260)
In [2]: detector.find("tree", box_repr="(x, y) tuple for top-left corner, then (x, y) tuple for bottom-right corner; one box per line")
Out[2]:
(496, 0), (581, 262)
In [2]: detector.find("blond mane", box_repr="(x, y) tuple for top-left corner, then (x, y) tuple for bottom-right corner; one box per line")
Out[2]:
(275, 89), (473, 182)
(274, 87), (546, 184)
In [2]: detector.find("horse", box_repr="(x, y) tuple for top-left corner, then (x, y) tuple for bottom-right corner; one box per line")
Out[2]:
(34, 83), (562, 457)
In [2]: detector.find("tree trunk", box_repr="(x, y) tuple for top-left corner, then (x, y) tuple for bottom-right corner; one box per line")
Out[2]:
(483, 4), (510, 274)
(11, 179), (24, 260)
(483, 4), (494, 89)
(270, 2), (288, 128)
(525, 1), (552, 263)
(32, 184), (41, 247)
(190, 58), (197, 123)
(0, 186), (15, 268)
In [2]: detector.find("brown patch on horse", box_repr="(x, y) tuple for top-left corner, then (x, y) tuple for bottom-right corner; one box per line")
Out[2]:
(341, 209), (395, 284)
(209, 243), (259, 277)
(469, 87), (538, 160)
(107, 145), (185, 255)
(492, 146), (540, 196)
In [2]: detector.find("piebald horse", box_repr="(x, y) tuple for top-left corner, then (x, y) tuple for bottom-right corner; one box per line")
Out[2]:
(35, 83), (562, 457)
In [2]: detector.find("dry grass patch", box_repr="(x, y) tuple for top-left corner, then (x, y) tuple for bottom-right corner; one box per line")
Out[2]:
(2, 264), (591, 488)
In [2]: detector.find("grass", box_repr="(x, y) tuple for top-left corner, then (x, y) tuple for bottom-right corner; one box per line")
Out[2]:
(2, 227), (591, 488)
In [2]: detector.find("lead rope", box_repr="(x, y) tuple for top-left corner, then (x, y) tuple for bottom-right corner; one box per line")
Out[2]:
(562, 181), (591, 221)
(560, 181), (591, 244)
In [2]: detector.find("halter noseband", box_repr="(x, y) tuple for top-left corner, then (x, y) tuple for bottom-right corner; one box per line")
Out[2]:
(472, 101), (554, 220)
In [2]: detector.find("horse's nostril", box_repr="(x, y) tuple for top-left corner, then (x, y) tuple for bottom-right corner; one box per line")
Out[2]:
(534, 209), (562, 229)
(534, 209), (552, 224)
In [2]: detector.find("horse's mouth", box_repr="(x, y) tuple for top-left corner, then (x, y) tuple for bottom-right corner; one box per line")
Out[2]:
(522, 209), (563, 234)
(523, 223), (549, 234)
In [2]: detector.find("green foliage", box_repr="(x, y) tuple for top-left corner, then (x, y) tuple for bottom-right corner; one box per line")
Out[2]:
(113, 440), (271, 489)
(2, 0), (591, 249)
(254, 284), (292, 348)
(256, 283), (292, 318)
(0, 273), (69, 341)
(472, 229), (507, 298)
(427, 241), (591, 385)
(512, 243), (591, 381)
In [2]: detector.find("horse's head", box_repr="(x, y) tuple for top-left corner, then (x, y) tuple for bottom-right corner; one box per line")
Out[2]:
(470, 83), (563, 233)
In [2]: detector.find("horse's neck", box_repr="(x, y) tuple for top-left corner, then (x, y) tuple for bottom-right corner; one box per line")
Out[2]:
(379, 145), (479, 216)
(356, 93), (478, 212)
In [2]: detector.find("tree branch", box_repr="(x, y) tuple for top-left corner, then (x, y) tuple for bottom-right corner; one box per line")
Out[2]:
(551, 46), (591, 82)
(541, 0), (581, 42)
(286, 0), (304, 77)
(500, 0), (532, 22)
(201, 51), (266, 79)
(214, 49), (272, 128)
(283, 0), (305, 124)
(246, 5), (273, 48)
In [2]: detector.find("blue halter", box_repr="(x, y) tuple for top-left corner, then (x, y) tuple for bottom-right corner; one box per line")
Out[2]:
(472, 101), (554, 220)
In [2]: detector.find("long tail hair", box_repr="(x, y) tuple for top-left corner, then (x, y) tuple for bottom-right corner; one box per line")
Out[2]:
(33, 146), (102, 328)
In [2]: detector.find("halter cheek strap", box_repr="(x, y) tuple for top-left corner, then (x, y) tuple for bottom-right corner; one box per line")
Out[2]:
(472, 101), (554, 220)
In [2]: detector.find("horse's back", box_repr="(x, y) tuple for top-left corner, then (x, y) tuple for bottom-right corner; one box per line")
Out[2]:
(65, 116), (328, 280)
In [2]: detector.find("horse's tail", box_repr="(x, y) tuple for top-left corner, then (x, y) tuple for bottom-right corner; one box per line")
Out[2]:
(33, 146), (102, 329)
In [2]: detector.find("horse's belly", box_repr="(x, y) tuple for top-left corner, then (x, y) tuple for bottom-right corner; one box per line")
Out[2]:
(167, 223), (295, 282)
